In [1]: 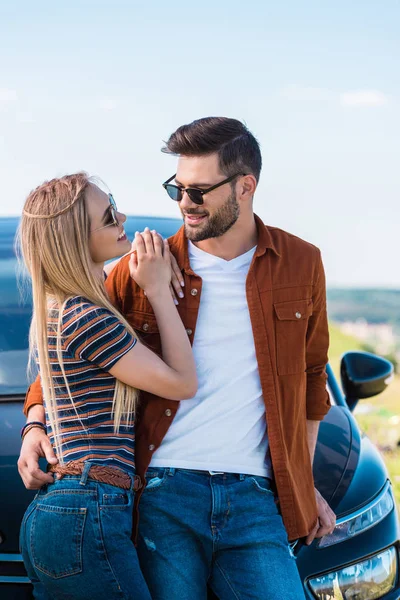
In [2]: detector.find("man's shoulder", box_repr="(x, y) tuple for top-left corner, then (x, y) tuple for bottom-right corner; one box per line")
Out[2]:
(105, 254), (140, 304)
(113, 253), (131, 273)
(167, 226), (185, 254)
(265, 224), (321, 259)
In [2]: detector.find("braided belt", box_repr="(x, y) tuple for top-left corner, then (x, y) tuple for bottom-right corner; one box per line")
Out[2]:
(48, 460), (142, 491)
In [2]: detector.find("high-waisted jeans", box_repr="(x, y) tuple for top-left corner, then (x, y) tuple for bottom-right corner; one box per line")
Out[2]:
(20, 461), (151, 600)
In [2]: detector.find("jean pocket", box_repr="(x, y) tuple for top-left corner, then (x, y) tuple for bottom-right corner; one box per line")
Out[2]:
(249, 476), (275, 495)
(144, 468), (168, 492)
(31, 504), (87, 579)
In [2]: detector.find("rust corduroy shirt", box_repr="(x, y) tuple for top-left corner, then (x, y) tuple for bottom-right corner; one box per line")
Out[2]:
(24, 214), (331, 541)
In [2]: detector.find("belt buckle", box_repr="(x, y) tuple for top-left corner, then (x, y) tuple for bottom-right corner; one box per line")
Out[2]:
(208, 470), (225, 476)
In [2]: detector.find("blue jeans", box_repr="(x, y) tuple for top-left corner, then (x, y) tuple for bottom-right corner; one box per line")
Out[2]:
(137, 468), (305, 600)
(19, 462), (151, 600)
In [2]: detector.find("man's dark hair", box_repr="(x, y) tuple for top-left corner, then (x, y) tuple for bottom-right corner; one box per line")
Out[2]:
(162, 117), (262, 182)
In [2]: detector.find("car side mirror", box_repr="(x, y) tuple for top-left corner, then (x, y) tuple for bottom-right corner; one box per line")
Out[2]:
(340, 351), (394, 412)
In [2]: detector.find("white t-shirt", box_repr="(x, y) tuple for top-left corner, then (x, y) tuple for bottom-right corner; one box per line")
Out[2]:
(150, 241), (272, 478)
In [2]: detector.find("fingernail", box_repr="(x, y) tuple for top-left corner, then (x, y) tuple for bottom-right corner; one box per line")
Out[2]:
(174, 299), (179, 305)
(180, 281), (185, 287)
(144, 227), (150, 232)
(135, 231), (139, 236)
(152, 229), (156, 234)
(179, 292), (184, 298)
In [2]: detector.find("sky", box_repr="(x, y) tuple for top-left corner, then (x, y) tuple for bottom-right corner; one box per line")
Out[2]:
(0, 0), (399, 287)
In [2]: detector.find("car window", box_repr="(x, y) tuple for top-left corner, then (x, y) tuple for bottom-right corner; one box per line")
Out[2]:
(0, 218), (32, 395)
(0, 216), (182, 397)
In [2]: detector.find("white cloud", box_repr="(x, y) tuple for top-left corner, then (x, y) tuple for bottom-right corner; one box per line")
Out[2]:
(281, 85), (391, 109)
(98, 96), (118, 111)
(0, 88), (17, 109)
(339, 90), (389, 107)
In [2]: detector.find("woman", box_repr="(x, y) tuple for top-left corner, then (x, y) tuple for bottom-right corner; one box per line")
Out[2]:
(18, 172), (197, 600)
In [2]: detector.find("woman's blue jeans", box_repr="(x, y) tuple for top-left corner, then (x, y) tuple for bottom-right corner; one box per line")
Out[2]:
(19, 462), (151, 600)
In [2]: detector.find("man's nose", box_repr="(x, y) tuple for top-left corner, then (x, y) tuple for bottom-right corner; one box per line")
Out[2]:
(179, 190), (199, 210)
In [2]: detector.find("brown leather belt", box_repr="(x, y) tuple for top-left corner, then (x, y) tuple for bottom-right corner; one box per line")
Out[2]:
(48, 460), (142, 491)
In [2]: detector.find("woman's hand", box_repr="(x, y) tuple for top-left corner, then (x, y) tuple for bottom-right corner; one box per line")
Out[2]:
(129, 228), (172, 298)
(128, 231), (185, 304)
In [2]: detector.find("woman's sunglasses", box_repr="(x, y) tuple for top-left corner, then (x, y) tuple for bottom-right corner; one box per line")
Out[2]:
(162, 172), (246, 206)
(91, 194), (119, 232)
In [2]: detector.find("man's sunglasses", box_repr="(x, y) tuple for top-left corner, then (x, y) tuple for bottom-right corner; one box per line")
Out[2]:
(162, 172), (246, 206)
(91, 194), (119, 232)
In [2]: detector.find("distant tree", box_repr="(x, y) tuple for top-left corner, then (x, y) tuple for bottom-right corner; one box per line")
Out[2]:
(384, 353), (398, 374)
(361, 343), (376, 355)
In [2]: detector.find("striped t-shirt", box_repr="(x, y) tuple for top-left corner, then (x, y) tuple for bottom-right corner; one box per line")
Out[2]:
(43, 296), (137, 474)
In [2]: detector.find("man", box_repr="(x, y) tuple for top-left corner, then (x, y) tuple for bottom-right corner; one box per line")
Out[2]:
(20, 117), (336, 599)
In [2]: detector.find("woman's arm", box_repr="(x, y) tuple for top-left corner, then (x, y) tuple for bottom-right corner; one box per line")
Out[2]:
(109, 230), (197, 400)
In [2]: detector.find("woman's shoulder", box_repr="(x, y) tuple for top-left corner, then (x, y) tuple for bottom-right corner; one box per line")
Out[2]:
(61, 297), (115, 332)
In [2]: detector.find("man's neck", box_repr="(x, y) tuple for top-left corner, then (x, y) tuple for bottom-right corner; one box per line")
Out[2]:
(191, 215), (258, 261)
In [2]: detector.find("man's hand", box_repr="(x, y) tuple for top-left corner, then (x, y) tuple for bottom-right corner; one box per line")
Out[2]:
(168, 246), (185, 305)
(305, 487), (336, 545)
(18, 427), (58, 489)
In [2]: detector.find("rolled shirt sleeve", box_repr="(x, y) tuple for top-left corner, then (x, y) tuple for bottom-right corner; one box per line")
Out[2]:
(305, 249), (331, 420)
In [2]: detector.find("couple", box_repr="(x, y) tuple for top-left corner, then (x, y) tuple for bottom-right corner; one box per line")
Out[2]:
(18, 116), (336, 600)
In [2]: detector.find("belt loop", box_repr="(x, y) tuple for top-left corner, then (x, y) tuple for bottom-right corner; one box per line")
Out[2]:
(79, 461), (92, 486)
(239, 473), (245, 481)
(167, 468), (175, 477)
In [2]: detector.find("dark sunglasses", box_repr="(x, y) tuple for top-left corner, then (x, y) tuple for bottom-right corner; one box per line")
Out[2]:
(162, 172), (246, 206)
(91, 194), (119, 232)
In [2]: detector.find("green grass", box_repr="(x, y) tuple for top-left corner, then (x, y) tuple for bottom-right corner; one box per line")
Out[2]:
(329, 323), (400, 507)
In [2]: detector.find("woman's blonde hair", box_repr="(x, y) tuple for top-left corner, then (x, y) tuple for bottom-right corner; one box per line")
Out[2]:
(17, 172), (138, 461)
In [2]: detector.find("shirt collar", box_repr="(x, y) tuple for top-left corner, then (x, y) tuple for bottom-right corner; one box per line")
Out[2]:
(169, 213), (280, 275)
(253, 214), (281, 258)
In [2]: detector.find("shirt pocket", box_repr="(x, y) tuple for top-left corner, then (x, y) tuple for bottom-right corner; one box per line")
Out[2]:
(273, 298), (313, 376)
(128, 311), (161, 355)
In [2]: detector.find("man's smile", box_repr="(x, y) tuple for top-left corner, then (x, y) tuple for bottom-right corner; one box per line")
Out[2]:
(184, 213), (208, 225)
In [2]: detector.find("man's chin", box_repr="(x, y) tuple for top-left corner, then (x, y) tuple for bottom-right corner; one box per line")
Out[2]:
(184, 222), (209, 242)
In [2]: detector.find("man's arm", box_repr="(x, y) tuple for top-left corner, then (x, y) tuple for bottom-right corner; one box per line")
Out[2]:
(304, 250), (336, 544)
(23, 376), (43, 416)
(305, 249), (331, 421)
(305, 418), (336, 544)
(306, 419), (320, 463)
(18, 403), (58, 488)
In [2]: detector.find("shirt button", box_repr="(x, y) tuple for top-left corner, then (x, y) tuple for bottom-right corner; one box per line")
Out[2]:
(142, 323), (149, 331)
(295, 312), (302, 319)
(186, 328), (193, 336)
(190, 288), (198, 296)
(165, 409), (172, 417)
(148, 444), (155, 451)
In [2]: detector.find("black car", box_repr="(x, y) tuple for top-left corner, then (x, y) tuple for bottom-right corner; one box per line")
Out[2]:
(1, 216), (399, 600)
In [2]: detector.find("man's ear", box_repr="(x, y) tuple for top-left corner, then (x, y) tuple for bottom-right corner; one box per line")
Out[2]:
(239, 174), (257, 200)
